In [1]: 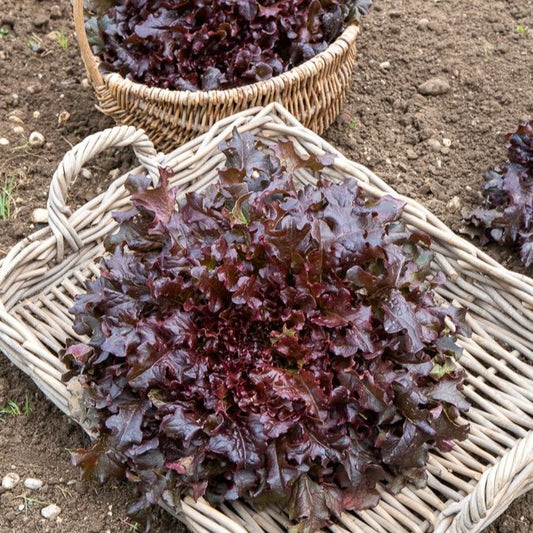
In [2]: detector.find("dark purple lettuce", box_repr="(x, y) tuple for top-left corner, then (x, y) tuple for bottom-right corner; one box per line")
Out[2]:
(64, 131), (469, 532)
(467, 120), (533, 266)
(86, 0), (372, 91)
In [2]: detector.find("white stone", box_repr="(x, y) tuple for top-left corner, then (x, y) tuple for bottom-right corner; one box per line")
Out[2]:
(8, 115), (24, 124)
(31, 208), (48, 224)
(81, 168), (92, 180)
(33, 111), (41, 119)
(12, 126), (24, 135)
(24, 477), (44, 490)
(442, 138), (452, 147)
(50, 5), (62, 19)
(57, 111), (70, 124)
(2, 473), (20, 490)
(379, 61), (391, 70)
(426, 138), (442, 152)
(26, 84), (42, 95)
(446, 196), (462, 213)
(41, 504), (61, 519)
(0, 138), (10, 147)
(28, 131), (45, 148)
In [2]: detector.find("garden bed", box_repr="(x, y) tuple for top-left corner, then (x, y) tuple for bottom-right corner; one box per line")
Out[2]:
(0, 0), (532, 531)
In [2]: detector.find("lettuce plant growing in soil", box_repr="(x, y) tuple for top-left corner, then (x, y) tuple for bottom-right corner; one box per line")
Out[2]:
(86, 0), (372, 91)
(467, 120), (533, 267)
(63, 132), (469, 532)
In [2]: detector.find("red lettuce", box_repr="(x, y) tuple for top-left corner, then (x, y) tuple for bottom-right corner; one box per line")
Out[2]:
(467, 120), (533, 266)
(64, 132), (469, 532)
(86, 0), (372, 91)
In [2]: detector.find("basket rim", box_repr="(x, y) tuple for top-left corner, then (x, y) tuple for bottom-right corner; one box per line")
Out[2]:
(73, 0), (359, 102)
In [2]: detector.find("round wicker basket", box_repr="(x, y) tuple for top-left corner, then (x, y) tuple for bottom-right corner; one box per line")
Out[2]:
(73, 0), (360, 152)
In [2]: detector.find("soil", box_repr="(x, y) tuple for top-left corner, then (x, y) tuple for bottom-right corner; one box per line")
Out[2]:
(0, 0), (532, 532)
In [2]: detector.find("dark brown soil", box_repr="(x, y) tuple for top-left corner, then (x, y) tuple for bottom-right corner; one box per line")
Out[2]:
(0, 0), (532, 531)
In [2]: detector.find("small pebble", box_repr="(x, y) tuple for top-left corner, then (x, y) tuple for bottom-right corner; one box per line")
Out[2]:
(31, 208), (48, 224)
(426, 138), (442, 152)
(8, 115), (24, 124)
(406, 149), (418, 160)
(11, 93), (19, 105)
(81, 168), (93, 180)
(418, 77), (451, 96)
(0, 138), (10, 147)
(108, 168), (120, 180)
(33, 110), (41, 119)
(417, 18), (429, 30)
(28, 131), (45, 148)
(442, 138), (452, 147)
(24, 478), (44, 490)
(50, 5), (62, 19)
(12, 126), (24, 135)
(2, 473), (20, 490)
(46, 30), (60, 41)
(57, 110), (70, 124)
(41, 504), (61, 519)
(81, 78), (91, 89)
(0, 51), (7, 60)
(379, 61), (391, 70)
(26, 84), (42, 94)
(447, 196), (462, 213)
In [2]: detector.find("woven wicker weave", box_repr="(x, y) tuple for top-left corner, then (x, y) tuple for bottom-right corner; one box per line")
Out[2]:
(2, 103), (533, 533)
(73, 0), (359, 152)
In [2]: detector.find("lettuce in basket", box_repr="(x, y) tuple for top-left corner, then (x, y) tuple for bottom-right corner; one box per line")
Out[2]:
(64, 131), (469, 532)
(86, 0), (372, 91)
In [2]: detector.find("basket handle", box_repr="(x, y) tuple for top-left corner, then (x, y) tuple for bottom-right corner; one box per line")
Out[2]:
(47, 125), (160, 262)
(73, 0), (104, 88)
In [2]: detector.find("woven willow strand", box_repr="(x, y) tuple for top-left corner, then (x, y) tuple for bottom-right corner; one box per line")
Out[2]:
(2, 104), (533, 532)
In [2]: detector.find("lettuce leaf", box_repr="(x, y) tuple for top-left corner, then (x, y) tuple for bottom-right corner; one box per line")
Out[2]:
(64, 130), (469, 531)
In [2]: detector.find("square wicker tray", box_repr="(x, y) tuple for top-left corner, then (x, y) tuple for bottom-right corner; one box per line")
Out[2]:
(1, 103), (533, 533)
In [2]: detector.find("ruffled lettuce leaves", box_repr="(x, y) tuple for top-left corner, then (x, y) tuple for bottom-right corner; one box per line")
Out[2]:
(467, 120), (533, 266)
(85, 0), (372, 90)
(64, 131), (469, 531)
